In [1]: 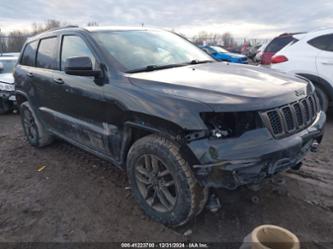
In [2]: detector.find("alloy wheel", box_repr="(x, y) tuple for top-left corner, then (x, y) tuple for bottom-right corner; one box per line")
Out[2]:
(135, 154), (178, 213)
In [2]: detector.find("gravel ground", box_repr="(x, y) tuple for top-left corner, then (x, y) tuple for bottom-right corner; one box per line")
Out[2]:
(0, 113), (332, 247)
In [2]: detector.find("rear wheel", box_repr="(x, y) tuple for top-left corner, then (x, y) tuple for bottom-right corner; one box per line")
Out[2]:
(315, 86), (329, 112)
(20, 102), (54, 147)
(0, 98), (13, 114)
(127, 135), (207, 226)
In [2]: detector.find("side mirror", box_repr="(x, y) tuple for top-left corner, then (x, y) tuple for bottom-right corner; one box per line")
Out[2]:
(64, 56), (100, 77)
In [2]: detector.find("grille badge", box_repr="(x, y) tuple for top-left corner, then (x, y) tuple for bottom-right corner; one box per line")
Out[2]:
(295, 89), (306, 97)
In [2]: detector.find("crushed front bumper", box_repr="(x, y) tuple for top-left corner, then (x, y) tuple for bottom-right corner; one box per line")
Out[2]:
(189, 111), (326, 190)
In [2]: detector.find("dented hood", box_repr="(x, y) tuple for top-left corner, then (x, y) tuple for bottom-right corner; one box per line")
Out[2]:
(127, 62), (312, 112)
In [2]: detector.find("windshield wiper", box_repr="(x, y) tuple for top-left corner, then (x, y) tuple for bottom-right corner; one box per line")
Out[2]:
(126, 63), (187, 73)
(126, 60), (214, 73)
(188, 59), (214, 64)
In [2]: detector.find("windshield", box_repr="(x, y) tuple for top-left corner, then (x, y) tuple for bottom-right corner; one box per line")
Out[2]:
(0, 59), (17, 74)
(210, 46), (228, 53)
(92, 30), (212, 72)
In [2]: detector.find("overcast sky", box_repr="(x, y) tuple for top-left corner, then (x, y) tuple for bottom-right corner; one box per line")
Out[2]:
(0, 0), (332, 39)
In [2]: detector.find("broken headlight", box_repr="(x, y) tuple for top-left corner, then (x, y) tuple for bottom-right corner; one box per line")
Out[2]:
(200, 112), (263, 139)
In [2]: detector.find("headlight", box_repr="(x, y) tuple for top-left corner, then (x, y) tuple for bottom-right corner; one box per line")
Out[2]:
(0, 82), (15, 91)
(200, 112), (263, 139)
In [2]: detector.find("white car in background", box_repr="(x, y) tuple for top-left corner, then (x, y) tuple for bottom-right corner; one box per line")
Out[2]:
(0, 54), (18, 114)
(270, 28), (333, 111)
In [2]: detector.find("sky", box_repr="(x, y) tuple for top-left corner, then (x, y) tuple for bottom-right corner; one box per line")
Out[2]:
(0, 0), (332, 39)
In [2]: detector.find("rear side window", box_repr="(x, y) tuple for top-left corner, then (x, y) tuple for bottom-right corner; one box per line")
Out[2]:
(20, 41), (38, 66)
(36, 37), (58, 70)
(60, 35), (95, 71)
(265, 36), (296, 53)
(308, 34), (333, 52)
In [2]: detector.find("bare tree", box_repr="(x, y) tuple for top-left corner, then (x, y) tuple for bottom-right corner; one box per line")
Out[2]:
(87, 21), (99, 27)
(6, 31), (28, 52)
(221, 32), (235, 48)
(31, 19), (61, 35)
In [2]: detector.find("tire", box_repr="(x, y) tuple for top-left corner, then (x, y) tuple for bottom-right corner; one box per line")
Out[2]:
(0, 98), (12, 114)
(127, 134), (207, 226)
(315, 86), (329, 112)
(20, 101), (54, 147)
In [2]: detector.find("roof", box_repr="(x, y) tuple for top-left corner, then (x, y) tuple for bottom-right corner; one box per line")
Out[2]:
(83, 26), (161, 32)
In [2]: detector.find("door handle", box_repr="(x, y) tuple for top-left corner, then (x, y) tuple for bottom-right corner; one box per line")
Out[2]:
(53, 78), (64, 84)
(27, 72), (33, 77)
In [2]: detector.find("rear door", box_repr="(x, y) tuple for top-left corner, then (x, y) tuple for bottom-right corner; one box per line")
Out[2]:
(309, 34), (333, 84)
(14, 40), (39, 107)
(33, 36), (60, 127)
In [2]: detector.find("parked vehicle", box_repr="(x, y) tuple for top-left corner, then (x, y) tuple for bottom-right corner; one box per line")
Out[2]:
(15, 26), (325, 226)
(0, 55), (18, 114)
(261, 33), (303, 65)
(270, 28), (333, 112)
(247, 44), (262, 61)
(200, 45), (248, 64)
(254, 42), (269, 62)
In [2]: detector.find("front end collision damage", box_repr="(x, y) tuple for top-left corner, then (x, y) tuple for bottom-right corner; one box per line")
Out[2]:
(187, 111), (326, 190)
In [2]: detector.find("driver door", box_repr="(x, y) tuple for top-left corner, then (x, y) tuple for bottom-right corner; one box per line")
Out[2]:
(49, 34), (110, 154)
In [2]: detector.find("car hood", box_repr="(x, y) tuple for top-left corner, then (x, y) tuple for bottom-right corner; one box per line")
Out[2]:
(0, 73), (14, 84)
(127, 62), (312, 112)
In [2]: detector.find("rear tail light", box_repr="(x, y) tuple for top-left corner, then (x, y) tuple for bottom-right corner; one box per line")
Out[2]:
(271, 55), (288, 64)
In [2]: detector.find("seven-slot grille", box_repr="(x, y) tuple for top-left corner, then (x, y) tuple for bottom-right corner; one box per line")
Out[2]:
(260, 93), (320, 138)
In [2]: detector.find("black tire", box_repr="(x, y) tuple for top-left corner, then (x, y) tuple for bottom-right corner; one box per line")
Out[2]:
(0, 98), (13, 114)
(315, 86), (329, 112)
(20, 101), (54, 147)
(127, 135), (207, 226)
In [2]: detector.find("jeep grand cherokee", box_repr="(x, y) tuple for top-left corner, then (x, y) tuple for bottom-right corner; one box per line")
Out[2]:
(14, 26), (326, 226)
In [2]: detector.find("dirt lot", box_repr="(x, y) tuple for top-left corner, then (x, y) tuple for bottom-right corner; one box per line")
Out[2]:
(0, 113), (332, 247)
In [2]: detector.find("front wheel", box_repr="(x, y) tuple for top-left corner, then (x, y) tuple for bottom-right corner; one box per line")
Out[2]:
(127, 135), (207, 226)
(0, 98), (13, 114)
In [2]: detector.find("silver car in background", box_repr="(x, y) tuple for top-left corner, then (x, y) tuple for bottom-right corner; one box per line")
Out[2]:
(0, 53), (18, 114)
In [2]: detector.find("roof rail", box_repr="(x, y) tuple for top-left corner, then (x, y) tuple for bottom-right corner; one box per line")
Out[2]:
(34, 25), (79, 36)
(47, 25), (79, 32)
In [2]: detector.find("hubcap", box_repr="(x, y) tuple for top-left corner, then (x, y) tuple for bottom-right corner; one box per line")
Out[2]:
(22, 108), (38, 142)
(135, 154), (177, 213)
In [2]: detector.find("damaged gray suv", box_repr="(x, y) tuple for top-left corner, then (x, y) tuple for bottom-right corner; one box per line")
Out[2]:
(14, 26), (326, 226)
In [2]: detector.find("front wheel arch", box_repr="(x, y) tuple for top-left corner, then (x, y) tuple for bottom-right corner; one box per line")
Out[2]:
(297, 73), (333, 102)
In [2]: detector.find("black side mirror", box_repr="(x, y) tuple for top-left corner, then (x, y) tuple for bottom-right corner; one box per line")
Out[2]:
(64, 56), (101, 77)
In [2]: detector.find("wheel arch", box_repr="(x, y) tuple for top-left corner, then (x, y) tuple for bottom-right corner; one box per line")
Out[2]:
(120, 113), (201, 169)
(15, 90), (29, 106)
(297, 73), (333, 102)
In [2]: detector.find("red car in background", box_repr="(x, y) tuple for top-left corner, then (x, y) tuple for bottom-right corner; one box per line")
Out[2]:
(261, 33), (303, 65)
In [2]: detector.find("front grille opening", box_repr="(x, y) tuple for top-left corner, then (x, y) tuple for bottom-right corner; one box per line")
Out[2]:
(293, 103), (303, 126)
(282, 107), (294, 131)
(308, 96), (315, 117)
(267, 111), (283, 134)
(301, 99), (310, 122)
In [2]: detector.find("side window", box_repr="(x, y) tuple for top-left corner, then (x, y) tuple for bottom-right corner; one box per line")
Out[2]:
(61, 35), (95, 71)
(36, 37), (58, 70)
(308, 34), (333, 52)
(20, 41), (38, 66)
